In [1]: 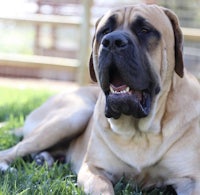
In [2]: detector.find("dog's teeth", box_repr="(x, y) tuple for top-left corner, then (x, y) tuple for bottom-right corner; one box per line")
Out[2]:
(110, 86), (131, 94)
(125, 87), (130, 92)
(110, 86), (115, 93)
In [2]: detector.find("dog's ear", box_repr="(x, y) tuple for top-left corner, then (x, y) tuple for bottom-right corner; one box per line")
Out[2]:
(89, 16), (104, 82)
(89, 53), (97, 82)
(163, 8), (184, 78)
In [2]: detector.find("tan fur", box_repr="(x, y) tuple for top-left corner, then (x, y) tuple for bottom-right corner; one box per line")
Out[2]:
(0, 4), (200, 194)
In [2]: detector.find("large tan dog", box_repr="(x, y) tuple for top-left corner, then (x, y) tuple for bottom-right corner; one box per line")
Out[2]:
(1, 4), (200, 194)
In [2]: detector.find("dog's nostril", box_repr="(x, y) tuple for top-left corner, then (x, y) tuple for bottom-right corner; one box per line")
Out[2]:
(102, 38), (110, 48)
(102, 32), (128, 49)
(115, 39), (126, 47)
(102, 38), (127, 49)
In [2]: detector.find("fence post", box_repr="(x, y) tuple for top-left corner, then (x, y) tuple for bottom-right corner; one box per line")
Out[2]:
(77, 0), (93, 85)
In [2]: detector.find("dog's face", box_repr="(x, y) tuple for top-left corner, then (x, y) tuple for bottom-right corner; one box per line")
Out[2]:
(90, 4), (184, 119)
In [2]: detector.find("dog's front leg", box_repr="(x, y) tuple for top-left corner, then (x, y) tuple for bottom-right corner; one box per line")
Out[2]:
(174, 178), (200, 195)
(78, 163), (114, 195)
(192, 181), (200, 195)
(0, 123), (62, 168)
(0, 106), (93, 171)
(0, 138), (41, 171)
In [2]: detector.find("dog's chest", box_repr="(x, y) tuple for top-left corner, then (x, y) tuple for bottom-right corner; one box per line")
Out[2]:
(105, 118), (164, 169)
(91, 114), (175, 189)
(105, 156), (168, 189)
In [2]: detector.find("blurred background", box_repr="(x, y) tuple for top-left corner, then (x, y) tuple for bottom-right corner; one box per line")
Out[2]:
(0, 0), (199, 86)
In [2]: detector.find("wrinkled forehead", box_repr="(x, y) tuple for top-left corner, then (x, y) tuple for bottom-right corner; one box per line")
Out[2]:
(96, 4), (172, 34)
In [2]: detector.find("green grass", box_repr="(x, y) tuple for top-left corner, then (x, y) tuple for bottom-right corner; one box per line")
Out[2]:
(0, 87), (53, 150)
(0, 86), (175, 194)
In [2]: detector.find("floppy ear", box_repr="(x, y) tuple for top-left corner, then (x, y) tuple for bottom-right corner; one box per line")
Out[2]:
(89, 53), (97, 82)
(89, 16), (104, 82)
(163, 8), (184, 78)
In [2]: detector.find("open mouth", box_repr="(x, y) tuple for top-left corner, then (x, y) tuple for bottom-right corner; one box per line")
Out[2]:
(109, 84), (151, 115)
(104, 68), (152, 119)
(109, 83), (150, 105)
(109, 84), (142, 101)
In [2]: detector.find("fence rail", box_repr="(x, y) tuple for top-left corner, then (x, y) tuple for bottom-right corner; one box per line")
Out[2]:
(182, 28), (200, 41)
(0, 1), (93, 83)
(0, 14), (82, 26)
(0, 53), (77, 72)
(0, 14), (199, 40)
(0, 13), (199, 81)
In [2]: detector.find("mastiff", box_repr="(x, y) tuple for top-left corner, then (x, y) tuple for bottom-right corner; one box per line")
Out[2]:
(1, 4), (200, 195)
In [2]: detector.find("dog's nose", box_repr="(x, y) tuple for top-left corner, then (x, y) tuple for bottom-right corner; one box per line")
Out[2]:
(102, 32), (128, 50)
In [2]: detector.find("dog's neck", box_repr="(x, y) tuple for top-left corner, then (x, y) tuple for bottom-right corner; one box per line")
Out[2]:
(108, 115), (138, 138)
(96, 91), (164, 137)
(137, 69), (175, 134)
(97, 77), (180, 137)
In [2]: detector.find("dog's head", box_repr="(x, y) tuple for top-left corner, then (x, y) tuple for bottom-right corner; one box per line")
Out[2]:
(90, 4), (184, 119)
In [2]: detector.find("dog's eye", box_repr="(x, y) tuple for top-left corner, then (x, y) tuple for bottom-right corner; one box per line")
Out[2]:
(96, 27), (112, 42)
(140, 27), (150, 34)
(102, 28), (110, 35)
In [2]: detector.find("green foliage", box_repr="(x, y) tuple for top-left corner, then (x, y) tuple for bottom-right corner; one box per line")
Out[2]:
(0, 87), (52, 150)
(0, 86), (175, 194)
(0, 87), (52, 122)
(0, 86), (84, 195)
(0, 159), (83, 195)
(114, 177), (176, 195)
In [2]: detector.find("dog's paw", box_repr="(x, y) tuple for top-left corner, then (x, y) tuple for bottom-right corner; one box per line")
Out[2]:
(0, 162), (16, 173)
(34, 151), (54, 167)
(0, 162), (9, 172)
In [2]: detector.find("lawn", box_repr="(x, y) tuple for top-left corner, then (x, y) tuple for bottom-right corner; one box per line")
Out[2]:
(0, 86), (174, 195)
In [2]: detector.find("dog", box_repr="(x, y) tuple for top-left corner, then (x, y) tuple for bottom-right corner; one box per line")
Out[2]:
(1, 4), (200, 194)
